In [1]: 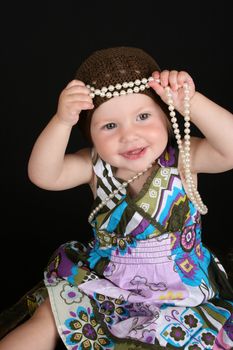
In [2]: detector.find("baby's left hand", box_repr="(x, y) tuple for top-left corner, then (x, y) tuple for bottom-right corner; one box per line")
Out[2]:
(148, 70), (196, 114)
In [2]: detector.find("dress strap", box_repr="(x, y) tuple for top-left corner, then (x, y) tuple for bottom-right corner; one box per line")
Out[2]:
(92, 148), (114, 180)
(91, 149), (126, 211)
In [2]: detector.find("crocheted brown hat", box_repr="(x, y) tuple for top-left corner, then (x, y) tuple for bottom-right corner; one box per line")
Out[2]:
(75, 46), (168, 143)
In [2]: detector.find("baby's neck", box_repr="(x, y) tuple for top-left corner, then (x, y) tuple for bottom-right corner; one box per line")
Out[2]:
(114, 162), (158, 197)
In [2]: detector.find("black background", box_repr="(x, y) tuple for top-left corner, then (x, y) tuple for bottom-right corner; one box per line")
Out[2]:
(1, 0), (233, 322)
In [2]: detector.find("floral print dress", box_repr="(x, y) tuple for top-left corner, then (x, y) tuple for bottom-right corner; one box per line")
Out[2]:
(44, 146), (233, 350)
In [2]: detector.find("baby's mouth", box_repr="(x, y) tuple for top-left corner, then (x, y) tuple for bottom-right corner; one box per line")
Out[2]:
(121, 147), (146, 159)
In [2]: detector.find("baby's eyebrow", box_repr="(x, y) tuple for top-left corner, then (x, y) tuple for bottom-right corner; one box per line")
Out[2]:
(131, 102), (155, 115)
(132, 109), (152, 117)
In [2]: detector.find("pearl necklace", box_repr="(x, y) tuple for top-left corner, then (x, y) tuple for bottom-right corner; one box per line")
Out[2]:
(88, 163), (154, 224)
(165, 83), (208, 215)
(88, 80), (208, 225)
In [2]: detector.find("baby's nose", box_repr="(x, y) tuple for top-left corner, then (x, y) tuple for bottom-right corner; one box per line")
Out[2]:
(120, 129), (139, 143)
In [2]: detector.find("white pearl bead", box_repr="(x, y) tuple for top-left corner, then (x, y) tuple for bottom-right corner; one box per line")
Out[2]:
(106, 92), (112, 98)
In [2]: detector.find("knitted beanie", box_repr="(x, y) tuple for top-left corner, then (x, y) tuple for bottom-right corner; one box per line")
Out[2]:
(74, 46), (168, 143)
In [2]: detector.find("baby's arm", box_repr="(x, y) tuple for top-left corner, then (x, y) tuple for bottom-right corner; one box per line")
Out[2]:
(28, 80), (94, 190)
(0, 298), (58, 350)
(149, 71), (233, 174)
(183, 91), (233, 174)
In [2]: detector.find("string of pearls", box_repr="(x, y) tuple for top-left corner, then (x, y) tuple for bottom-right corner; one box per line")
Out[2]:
(88, 163), (154, 225)
(87, 77), (156, 99)
(87, 78), (208, 225)
(165, 83), (208, 215)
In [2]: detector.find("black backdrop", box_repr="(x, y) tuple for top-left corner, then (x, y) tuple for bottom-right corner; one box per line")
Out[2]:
(1, 1), (232, 319)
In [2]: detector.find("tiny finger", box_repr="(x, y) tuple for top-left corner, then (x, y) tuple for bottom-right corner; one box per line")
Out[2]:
(65, 79), (86, 89)
(160, 70), (170, 87)
(169, 70), (179, 91)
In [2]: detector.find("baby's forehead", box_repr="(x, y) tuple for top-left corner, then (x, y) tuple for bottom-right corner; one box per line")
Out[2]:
(93, 93), (157, 118)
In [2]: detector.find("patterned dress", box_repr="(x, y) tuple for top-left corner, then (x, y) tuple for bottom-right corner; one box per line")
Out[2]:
(44, 147), (233, 350)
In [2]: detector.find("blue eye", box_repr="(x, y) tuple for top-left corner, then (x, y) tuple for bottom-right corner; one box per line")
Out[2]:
(104, 122), (117, 130)
(137, 113), (150, 121)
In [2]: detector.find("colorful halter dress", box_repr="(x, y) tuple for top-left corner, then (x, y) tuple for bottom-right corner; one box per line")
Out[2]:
(44, 146), (233, 350)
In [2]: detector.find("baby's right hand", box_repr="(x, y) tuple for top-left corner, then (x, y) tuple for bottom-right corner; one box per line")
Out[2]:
(56, 80), (94, 126)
